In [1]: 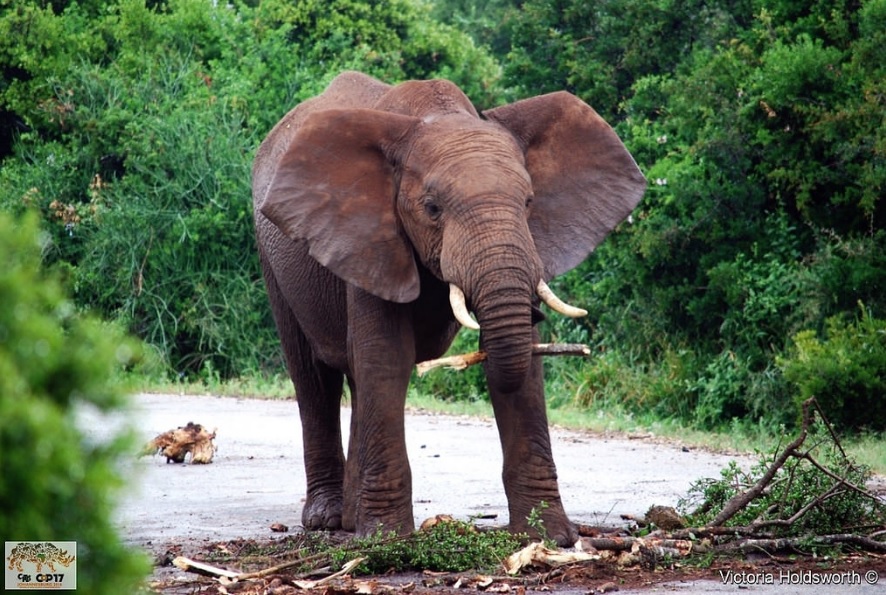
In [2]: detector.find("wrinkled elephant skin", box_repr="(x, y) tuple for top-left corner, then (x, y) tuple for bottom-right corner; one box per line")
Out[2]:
(252, 71), (646, 545)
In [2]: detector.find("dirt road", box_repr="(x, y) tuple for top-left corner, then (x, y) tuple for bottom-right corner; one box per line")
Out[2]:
(114, 394), (884, 594)
(117, 393), (742, 545)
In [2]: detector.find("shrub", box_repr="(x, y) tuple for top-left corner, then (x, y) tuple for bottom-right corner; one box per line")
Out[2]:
(779, 306), (886, 433)
(0, 211), (149, 594)
(331, 519), (523, 574)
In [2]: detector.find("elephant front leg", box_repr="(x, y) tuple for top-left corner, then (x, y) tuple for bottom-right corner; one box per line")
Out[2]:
(487, 342), (577, 546)
(346, 291), (416, 537)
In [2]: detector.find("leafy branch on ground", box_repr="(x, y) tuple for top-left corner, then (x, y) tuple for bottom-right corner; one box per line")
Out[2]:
(332, 520), (525, 575)
(674, 397), (885, 554)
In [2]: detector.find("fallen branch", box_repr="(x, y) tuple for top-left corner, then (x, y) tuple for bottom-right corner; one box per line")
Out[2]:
(708, 398), (815, 527)
(293, 557), (366, 589)
(172, 556), (240, 579)
(235, 552), (331, 581)
(416, 343), (590, 376)
(579, 536), (699, 554)
(714, 534), (886, 555)
(173, 553), (367, 586)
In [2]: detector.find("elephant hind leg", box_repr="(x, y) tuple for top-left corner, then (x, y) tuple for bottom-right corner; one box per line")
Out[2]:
(295, 357), (346, 530)
(261, 254), (346, 530)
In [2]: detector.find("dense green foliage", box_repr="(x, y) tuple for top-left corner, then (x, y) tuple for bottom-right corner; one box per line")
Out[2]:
(495, 0), (886, 433)
(780, 307), (886, 433)
(0, 0), (501, 378)
(2, 0), (884, 433)
(0, 212), (149, 593)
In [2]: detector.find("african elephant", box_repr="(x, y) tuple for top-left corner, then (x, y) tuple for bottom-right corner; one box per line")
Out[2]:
(252, 71), (646, 545)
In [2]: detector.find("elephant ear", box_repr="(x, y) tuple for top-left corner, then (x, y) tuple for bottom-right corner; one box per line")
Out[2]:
(483, 92), (647, 279)
(260, 108), (421, 303)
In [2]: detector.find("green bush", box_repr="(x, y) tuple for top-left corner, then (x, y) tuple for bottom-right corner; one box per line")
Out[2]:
(779, 306), (886, 433)
(331, 520), (523, 574)
(0, 0), (504, 380)
(0, 212), (149, 594)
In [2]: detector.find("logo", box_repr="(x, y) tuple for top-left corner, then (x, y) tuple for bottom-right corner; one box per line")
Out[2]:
(5, 542), (77, 590)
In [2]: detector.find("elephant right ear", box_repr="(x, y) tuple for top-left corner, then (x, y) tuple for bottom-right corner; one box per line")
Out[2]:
(260, 109), (422, 303)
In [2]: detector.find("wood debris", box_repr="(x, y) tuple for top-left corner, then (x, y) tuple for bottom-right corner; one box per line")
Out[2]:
(503, 542), (599, 574)
(172, 556), (240, 579)
(142, 421), (217, 464)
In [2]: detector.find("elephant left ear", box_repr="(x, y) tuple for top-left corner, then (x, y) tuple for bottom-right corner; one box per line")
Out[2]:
(483, 92), (647, 279)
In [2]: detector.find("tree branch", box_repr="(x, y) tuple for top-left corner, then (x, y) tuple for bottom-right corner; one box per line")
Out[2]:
(416, 343), (590, 376)
(708, 398), (815, 527)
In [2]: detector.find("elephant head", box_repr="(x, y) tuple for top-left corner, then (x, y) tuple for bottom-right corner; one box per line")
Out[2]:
(260, 80), (646, 392)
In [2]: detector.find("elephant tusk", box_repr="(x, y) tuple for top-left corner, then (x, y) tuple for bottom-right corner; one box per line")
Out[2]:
(537, 280), (588, 318)
(448, 284), (480, 330)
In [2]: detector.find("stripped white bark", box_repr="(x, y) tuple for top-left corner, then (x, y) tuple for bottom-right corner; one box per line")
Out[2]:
(416, 343), (590, 376)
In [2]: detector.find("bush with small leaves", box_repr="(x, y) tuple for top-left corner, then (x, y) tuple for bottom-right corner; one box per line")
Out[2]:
(0, 211), (149, 594)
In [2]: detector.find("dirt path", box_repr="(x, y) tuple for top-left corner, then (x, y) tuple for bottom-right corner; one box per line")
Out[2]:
(118, 393), (743, 545)
(115, 394), (884, 594)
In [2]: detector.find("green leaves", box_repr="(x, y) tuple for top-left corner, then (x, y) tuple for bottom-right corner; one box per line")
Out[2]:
(0, 0), (503, 379)
(0, 211), (149, 593)
(780, 307), (886, 433)
(331, 520), (524, 574)
(528, 0), (886, 432)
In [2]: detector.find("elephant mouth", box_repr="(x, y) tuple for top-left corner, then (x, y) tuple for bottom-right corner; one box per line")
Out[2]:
(447, 280), (585, 331)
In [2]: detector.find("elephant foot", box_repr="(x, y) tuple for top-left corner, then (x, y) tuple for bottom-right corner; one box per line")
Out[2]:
(301, 491), (343, 530)
(509, 500), (578, 547)
(354, 501), (415, 538)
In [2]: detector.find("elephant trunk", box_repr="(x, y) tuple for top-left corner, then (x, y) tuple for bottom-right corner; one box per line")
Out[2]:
(443, 210), (543, 394)
(474, 275), (535, 394)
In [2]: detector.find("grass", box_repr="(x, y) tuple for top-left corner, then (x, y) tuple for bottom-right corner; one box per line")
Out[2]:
(133, 372), (886, 476)
(135, 371), (294, 399)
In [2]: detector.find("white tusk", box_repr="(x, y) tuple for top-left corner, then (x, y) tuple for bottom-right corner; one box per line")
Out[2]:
(449, 284), (480, 330)
(537, 280), (588, 318)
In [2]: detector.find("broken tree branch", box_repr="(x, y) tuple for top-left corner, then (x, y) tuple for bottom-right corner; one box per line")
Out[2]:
(708, 398), (815, 527)
(172, 556), (240, 579)
(416, 343), (590, 376)
(142, 421), (217, 464)
(714, 534), (886, 555)
(791, 450), (883, 505)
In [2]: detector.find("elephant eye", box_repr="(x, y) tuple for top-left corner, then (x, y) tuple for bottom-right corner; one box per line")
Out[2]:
(525, 196), (534, 209)
(423, 197), (443, 221)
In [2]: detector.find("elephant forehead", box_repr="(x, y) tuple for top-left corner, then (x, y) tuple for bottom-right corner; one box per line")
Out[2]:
(412, 117), (512, 154)
(409, 126), (530, 190)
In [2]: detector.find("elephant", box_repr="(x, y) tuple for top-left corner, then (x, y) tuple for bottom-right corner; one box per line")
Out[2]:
(252, 71), (646, 545)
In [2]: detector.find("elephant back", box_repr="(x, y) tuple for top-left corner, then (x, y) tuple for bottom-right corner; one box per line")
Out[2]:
(252, 72), (391, 210)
